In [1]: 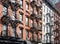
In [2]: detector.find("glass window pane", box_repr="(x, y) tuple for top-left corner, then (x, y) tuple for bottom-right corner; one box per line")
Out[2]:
(26, 17), (29, 25)
(12, 28), (15, 37)
(12, 11), (15, 20)
(19, 28), (23, 38)
(20, 15), (22, 21)
(3, 6), (7, 15)
(3, 25), (7, 36)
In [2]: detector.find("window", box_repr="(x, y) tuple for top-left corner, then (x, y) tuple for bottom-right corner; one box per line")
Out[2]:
(20, 13), (23, 22)
(26, 17), (29, 26)
(26, 30), (29, 40)
(3, 6), (7, 15)
(12, 28), (15, 37)
(20, 0), (23, 8)
(46, 26), (48, 33)
(44, 15), (45, 22)
(44, 6), (45, 12)
(31, 8), (34, 14)
(19, 28), (23, 38)
(36, 12), (38, 17)
(46, 15), (50, 23)
(26, 3), (29, 11)
(36, 34), (38, 41)
(44, 35), (46, 42)
(40, 24), (42, 30)
(3, 25), (7, 36)
(46, 36), (50, 43)
(36, 22), (38, 28)
(12, 11), (15, 20)
(46, 16), (48, 22)
(44, 25), (45, 32)
(31, 20), (34, 27)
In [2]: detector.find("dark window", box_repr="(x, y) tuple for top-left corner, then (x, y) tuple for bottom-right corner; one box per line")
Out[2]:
(46, 26), (48, 33)
(26, 17), (29, 26)
(47, 16), (48, 22)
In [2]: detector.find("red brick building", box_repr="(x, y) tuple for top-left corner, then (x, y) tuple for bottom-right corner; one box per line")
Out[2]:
(0, 0), (42, 44)
(53, 2), (60, 44)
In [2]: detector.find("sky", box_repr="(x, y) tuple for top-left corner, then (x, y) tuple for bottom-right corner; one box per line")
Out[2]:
(48, 0), (60, 6)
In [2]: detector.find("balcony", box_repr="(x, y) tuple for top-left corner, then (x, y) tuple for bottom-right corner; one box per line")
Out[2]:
(1, 15), (21, 28)
(30, 12), (36, 18)
(36, 3), (42, 9)
(1, 15), (11, 25)
(38, 14), (42, 20)
(30, 37), (35, 42)
(30, 0), (36, 7)
(0, 36), (24, 43)
(35, 15), (39, 21)
(38, 26), (42, 31)
(10, 19), (21, 28)
(30, 25), (36, 32)
(9, 0), (20, 11)
(1, 0), (9, 7)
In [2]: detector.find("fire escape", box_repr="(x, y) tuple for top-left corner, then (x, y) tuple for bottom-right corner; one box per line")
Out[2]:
(0, 0), (24, 43)
(30, 0), (42, 43)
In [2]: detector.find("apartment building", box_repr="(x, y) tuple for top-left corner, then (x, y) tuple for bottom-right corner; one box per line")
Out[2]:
(54, 10), (60, 44)
(0, 0), (42, 44)
(53, 2), (60, 44)
(42, 0), (54, 44)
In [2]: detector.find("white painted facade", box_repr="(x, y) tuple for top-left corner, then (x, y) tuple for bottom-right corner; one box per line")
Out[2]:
(42, 2), (54, 43)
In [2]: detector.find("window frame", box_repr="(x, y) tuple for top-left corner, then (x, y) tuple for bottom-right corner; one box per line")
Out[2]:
(19, 12), (23, 22)
(3, 25), (7, 36)
(26, 3), (29, 11)
(26, 30), (29, 40)
(19, 27), (23, 38)
(3, 6), (7, 15)
(20, 0), (23, 8)
(26, 16), (29, 26)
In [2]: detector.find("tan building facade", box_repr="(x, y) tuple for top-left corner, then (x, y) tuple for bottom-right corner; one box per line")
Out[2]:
(0, 0), (42, 44)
